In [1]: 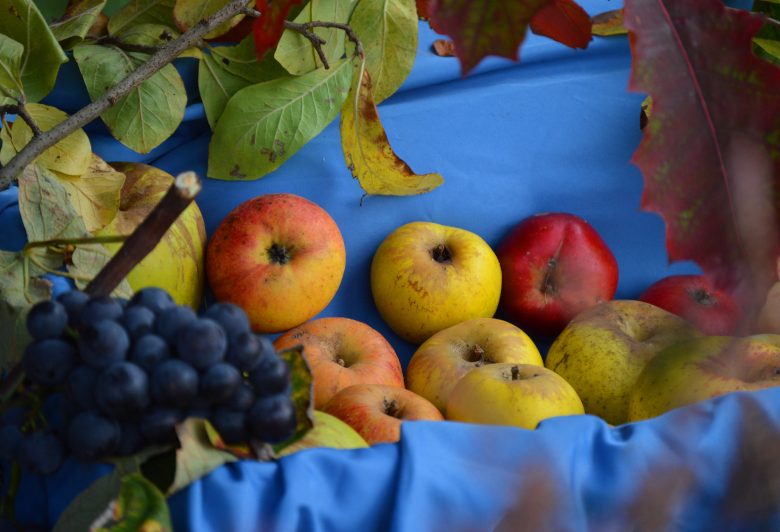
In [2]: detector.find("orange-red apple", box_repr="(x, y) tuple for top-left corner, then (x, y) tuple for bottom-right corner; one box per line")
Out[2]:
(273, 317), (404, 409)
(206, 194), (346, 333)
(405, 317), (543, 412)
(322, 384), (443, 445)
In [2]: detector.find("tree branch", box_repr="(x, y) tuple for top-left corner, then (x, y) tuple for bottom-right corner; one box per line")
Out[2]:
(0, 0), (253, 191)
(282, 20), (365, 70)
(0, 101), (43, 137)
(85, 171), (202, 297)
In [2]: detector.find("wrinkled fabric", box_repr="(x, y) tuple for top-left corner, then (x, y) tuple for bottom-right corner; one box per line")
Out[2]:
(4, 0), (775, 529)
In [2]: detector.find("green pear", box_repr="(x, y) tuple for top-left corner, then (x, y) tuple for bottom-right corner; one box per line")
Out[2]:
(277, 411), (368, 457)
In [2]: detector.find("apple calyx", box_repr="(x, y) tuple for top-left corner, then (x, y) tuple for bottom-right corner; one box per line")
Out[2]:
(267, 243), (292, 265)
(430, 243), (452, 264)
(690, 288), (716, 307)
(383, 398), (401, 418)
(463, 344), (490, 366)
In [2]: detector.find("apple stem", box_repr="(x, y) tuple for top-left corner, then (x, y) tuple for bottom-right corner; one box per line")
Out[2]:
(431, 244), (452, 264)
(511, 365), (521, 380)
(84, 172), (202, 297)
(464, 344), (486, 363)
(541, 258), (558, 295)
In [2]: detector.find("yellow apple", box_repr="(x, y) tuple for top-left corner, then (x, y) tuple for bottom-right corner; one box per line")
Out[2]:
(628, 334), (780, 421)
(97, 162), (206, 308)
(370, 221), (502, 345)
(545, 300), (701, 425)
(445, 363), (584, 428)
(406, 317), (543, 412)
(277, 410), (368, 456)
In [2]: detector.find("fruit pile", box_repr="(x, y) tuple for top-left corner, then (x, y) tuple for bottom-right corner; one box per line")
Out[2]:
(2, 288), (295, 475)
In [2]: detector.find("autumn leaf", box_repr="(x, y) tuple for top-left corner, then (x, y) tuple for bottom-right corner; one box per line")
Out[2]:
(168, 418), (237, 495)
(252, 0), (304, 60)
(529, 0), (592, 50)
(624, 0), (780, 313)
(591, 9), (626, 37)
(340, 61), (443, 198)
(427, 0), (555, 75)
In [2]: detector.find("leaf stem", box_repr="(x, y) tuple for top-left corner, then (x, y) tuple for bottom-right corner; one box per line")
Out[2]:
(0, 100), (43, 137)
(283, 20), (365, 70)
(0, 0), (254, 191)
(94, 35), (162, 55)
(22, 234), (128, 252)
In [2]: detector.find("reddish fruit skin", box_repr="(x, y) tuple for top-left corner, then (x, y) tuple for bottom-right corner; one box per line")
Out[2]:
(497, 213), (619, 337)
(639, 275), (741, 336)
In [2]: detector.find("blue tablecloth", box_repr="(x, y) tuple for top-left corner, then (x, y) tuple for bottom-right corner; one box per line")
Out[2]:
(5, 0), (779, 529)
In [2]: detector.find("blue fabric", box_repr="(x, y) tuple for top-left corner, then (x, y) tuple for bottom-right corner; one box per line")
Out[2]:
(5, 0), (778, 529)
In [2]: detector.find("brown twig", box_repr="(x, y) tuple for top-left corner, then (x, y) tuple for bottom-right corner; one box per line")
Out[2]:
(84, 171), (202, 297)
(765, 16), (780, 30)
(283, 20), (365, 70)
(0, 101), (43, 137)
(0, 0), (253, 191)
(95, 35), (162, 55)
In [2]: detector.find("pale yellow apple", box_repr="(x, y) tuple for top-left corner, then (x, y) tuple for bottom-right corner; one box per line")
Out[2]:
(97, 163), (206, 308)
(445, 363), (584, 428)
(545, 300), (700, 425)
(370, 221), (502, 345)
(628, 334), (780, 421)
(406, 317), (543, 412)
(277, 410), (368, 456)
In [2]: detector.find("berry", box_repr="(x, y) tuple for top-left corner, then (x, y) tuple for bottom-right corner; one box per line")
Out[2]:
(78, 320), (130, 369)
(19, 432), (65, 475)
(129, 287), (175, 315)
(67, 365), (98, 410)
(0, 425), (23, 459)
(151, 359), (198, 407)
(176, 318), (227, 369)
(200, 363), (242, 403)
(155, 305), (197, 344)
(116, 422), (144, 456)
(140, 408), (182, 445)
(56, 290), (89, 327)
(210, 408), (247, 445)
(23, 339), (76, 386)
(222, 382), (256, 411)
(248, 352), (290, 397)
(247, 395), (297, 443)
(226, 332), (267, 372)
(26, 300), (68, 339)
(204, 302), (250, 339)
(78, 296), (124, 327)
(68, 411), (120, 460)
(120, 306), (156, 340)
(129, 334), (170, 372)
(95, 362), (150, 419)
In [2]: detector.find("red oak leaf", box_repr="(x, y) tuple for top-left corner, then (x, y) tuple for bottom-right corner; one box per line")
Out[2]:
(252, 0), (304, 59)
(427, 0), (555, 75)
(530, 0), (592, 49)
(624, 0), (780, 314)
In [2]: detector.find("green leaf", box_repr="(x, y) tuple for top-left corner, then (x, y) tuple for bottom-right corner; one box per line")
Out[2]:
(53, 154), (126, 233)
(173, 0), (244, 39)
(0, 0), (68, 102)
(272, 345), (315, 453)
(50, 0), (108, 49)
(198, 38), (288, 129)
(115, 22), (178, 46)
(108, 0), (176, 36)
(274, 0), (358, 75)
(754, 37), (780, 65)
(73, 44), (186, 153)
(0, 34), (25, 106)
(168, 418), (237, 495)
(53, 470), (122, 532)
(0, 252), (50, 370)
(207, 57), (353, 180)
(9, 103), (92, 176)
(348, 0), (417, 104)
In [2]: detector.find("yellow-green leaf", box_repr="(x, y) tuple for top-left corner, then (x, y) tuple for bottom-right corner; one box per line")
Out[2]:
(0, 117), (16, 164)
(173, 0), (244, 39)
(50, 0), (108, 48)
(54, 154), (126, 233)
(108, 0), (176, 36)
(340, 62), (442, 197)
(0, 34), (25, 106)
(10, 103), (92, 176)
(110, 473), (172, 531)
(272, 345), (315, 454)
(207, 58), (353, 180)
(74, 44), (186, 154)
(754, 38), (780, 65)
(348, 0), (417, 104)
(168, 418), (237, 495)
(275, 0), (358, 75)
(591, 9), (626, 37)
(0, 0), (68, 102)
(69, 244), (134, 298)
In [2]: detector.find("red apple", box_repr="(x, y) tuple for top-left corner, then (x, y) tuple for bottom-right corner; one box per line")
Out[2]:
(639, 274), (742, 336)
(206, 194), (346, 333)
(322, 384), (443, 445)
(273, 317), (404, 409)
(496, 212), (619, 337)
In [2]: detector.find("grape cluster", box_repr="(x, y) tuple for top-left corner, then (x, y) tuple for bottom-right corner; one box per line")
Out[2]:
(1, 288), (297, 475)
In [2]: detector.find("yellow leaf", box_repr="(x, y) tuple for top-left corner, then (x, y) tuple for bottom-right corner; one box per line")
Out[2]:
(591, 9), (626, 37)
(10, 103), (91, 176)
(53, 154), (126, 233)
(340, 61), (443, 198)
